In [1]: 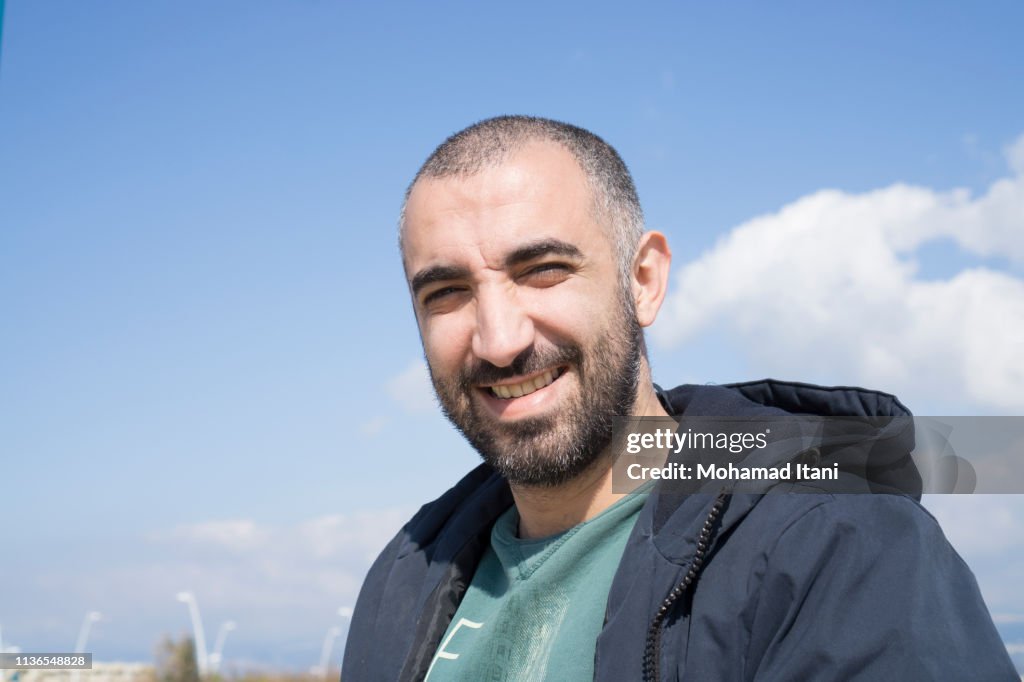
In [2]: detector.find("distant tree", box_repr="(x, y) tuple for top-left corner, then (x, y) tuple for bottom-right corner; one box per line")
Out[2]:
(154, 634), (200, 682)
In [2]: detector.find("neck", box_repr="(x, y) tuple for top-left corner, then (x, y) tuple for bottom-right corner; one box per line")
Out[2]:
(512, 378), (671, 539)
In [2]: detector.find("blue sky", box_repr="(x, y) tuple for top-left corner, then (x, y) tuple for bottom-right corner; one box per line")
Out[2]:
(1, 0), (1023, 671)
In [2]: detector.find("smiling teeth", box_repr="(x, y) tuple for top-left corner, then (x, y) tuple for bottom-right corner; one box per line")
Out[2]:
(490, 369), (559, 399)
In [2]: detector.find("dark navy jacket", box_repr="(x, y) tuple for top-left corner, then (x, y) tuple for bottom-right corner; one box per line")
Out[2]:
(342, 380), (1017, 680)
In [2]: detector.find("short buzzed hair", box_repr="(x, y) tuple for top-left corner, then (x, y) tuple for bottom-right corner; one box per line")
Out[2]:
(399, 115), (645, 283)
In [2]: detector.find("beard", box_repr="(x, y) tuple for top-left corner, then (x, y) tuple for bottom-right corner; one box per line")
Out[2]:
(428, 297), (645, 488)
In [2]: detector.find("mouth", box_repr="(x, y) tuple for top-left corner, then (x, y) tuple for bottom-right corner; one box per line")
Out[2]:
(484, 367), (566, 400)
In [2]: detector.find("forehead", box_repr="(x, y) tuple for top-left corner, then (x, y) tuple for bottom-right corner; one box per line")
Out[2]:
(402, 142), (607, 274)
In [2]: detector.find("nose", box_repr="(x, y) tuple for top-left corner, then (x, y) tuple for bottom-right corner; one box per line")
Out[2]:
(471, 284), (535, 368)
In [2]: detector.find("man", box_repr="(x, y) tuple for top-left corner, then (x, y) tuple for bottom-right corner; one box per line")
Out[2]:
(343, 116), (1016, 680)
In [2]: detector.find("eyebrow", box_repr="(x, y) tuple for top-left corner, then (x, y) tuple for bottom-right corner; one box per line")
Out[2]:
(504, 239), (583, 268)
(410, 265), (471, 297)
(409, 238), (584, 297)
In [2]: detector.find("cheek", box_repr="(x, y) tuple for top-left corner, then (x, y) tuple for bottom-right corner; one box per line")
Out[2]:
(421, 313), (476, 373)
(522, 284), (612, 341)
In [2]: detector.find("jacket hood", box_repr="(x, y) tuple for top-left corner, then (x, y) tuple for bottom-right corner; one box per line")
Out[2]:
(646, 379), (919, 563)
(660, 378), (913, 420)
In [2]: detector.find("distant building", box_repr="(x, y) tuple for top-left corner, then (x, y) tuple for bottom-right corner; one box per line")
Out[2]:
(19, 662), (153, 682)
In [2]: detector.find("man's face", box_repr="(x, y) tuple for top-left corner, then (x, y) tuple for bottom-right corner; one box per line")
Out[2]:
(402, 142), (643, 487)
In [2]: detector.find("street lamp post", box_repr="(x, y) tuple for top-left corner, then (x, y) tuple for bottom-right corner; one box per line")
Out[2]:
(74, 612), (102, 653)
(337, 606), (353, 664)
(313, 627), (341, 680)
(208, 621), (236, 673)
(175, 592), (208, 675)
(70, 612), (102, 682)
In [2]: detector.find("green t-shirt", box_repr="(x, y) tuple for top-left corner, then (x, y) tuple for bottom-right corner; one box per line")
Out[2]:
(424, 491), (648, 681)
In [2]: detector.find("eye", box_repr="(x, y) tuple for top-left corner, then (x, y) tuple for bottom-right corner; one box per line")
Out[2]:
(520, 262), (572, 286)
(422, 286), (467, 308)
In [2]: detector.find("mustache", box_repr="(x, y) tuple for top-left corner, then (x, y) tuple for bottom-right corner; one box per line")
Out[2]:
(460, 344), (583, 387)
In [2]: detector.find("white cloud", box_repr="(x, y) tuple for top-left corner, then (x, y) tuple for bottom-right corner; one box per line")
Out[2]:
(923, 495), (1024, 556)
(159, 509), (409, 565)
(143, 509), (411, 623)
(386, 360), (437, 413)
(167, 519), (269, 551)
(920, 495), (1024, 624)
(7, 508), (413, 666)
(359, 415), (388, 437)
(130, 510), (406, 653)
(654, 132), (1024, 412)
(1006, 135), (1024, 176)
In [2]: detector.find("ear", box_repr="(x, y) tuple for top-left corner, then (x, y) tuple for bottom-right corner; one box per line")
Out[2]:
(631, 231), (672, 328)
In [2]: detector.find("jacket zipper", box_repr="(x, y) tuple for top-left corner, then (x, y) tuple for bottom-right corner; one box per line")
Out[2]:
(642, 492), (727, 682)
